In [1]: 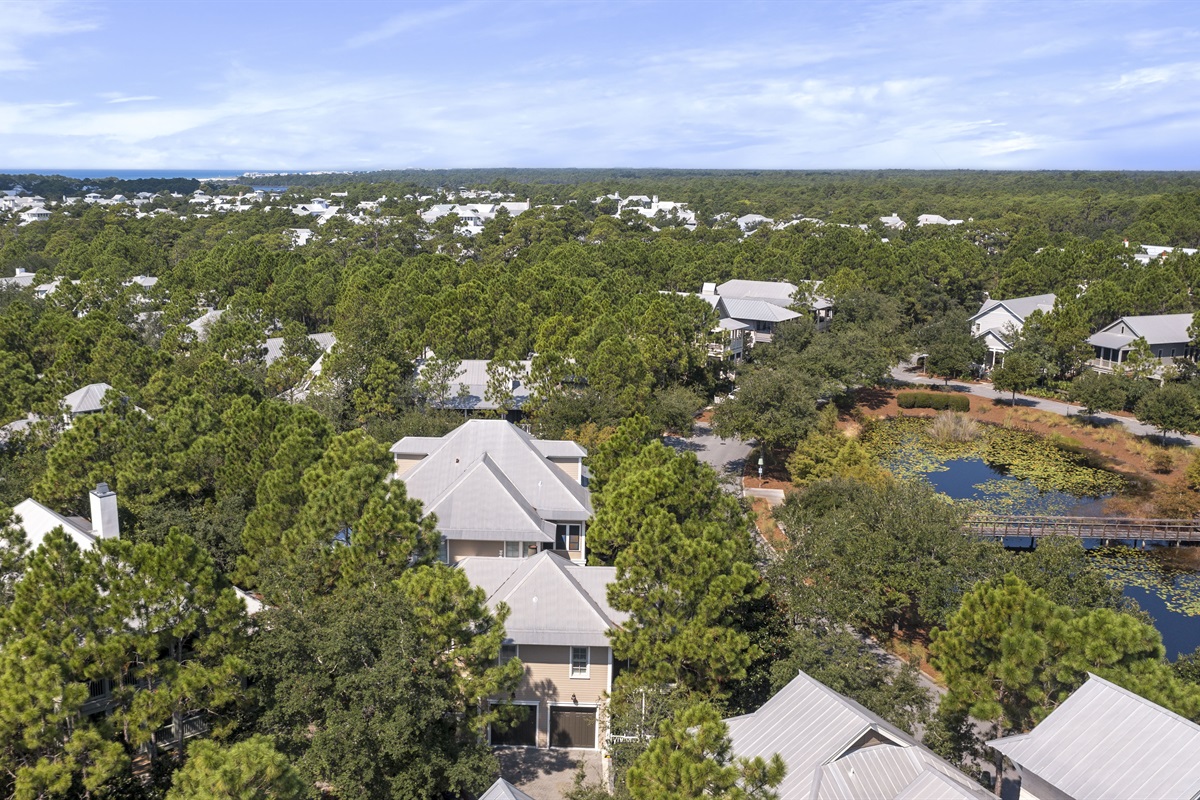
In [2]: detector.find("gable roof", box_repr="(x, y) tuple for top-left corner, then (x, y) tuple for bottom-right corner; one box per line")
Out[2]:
(989, 674), (1200, 800)
(717, 279), (798, 306)
(263, 332), (336, 367)
(719, 297), (802, 324)
(12, 498), (97, 551)
(479, 778), (537, 800)
(726, 671), (990, 800)
(970, 294), (1056, 324)
(424, 454), (554, 542)
(393, 420), (591, 533)
(1089, 313), (1194, 348)
(459, 551), (625, 647)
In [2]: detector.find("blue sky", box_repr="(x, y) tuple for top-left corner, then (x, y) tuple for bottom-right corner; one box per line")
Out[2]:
(3, 0), (1200, 170)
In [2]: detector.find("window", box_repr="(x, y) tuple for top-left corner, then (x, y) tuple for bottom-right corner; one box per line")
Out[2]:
(437, 537), (449, 564)
(570, 646), (590, 678)
(505, 541), (520, 559)
(499, 644), (518, 666)
(556, 524), (581, 551)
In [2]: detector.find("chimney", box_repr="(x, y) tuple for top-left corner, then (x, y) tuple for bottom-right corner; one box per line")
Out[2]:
(89, 482), (119, 540)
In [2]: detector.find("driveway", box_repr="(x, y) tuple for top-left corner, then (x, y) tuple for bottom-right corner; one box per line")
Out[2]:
(664, 421), (752, 484)
(890, 363), (1200, 447)
(495, 747), (604, 799)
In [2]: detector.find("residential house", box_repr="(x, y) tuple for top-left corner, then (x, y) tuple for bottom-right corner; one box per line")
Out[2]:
(880, 212), (907, 230)
(917, 213), (964, 226)
(727, 670), (992, 800)
(0, 267), (37, 290)
(736, 213), (774, 233)
(414, 357), (533, 412)
(460, 551), (624, 749)
(186, 308), (225, 341)
(391, 420), (591, 564)
(989, 673), (1200, 800)
(1133, 243), (1199, 265)
(714, 279), (833, 341)
(969, 293), (1056, 369)
(263, 331), (336, 399)
(19, 206), (50, 224)
(11, 484), (263, 753)
(1087, 313), (1195, 377)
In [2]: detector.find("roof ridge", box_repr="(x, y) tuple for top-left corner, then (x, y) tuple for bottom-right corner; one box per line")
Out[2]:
(1083, 672), (1200, 731)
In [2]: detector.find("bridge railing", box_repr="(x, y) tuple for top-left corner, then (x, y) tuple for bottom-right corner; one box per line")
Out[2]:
(964, 515), (1200, 544)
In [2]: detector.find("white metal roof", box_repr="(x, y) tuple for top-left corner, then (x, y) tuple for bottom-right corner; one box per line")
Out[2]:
(263, 332), (336, 367)
(1092, 313), (1194, 346)
(719, 296), (802, 324)
(415, 358), (532, 411)
(460, 551), (625, 647)
(62, 383), (114, 415)
(989, 674), (1200, 800)
(479, 778), (536, 800)
(12, 498), (97, 551)
(717, 279), (799, 305)
(970, 294), (1056, 324)
(727, 671), (990, 800)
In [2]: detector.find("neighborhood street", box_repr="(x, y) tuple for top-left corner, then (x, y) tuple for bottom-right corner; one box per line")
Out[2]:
(891, 363), (1200, 447)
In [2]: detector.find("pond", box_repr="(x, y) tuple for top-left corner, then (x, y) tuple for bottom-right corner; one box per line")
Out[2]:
(863, 417), (1200, 660)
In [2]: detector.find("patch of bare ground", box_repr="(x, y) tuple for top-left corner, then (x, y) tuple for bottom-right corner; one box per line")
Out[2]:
(748, 496), (786, 548)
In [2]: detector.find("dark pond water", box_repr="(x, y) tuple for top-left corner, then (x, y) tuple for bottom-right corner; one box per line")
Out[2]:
(1123, 584), (1200, 659)
(921, 457), (1199, 659)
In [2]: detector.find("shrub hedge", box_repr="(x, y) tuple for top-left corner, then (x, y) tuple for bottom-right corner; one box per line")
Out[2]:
(896, 391), (970, 412)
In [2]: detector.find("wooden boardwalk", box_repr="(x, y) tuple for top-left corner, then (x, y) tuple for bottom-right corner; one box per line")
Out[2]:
(965, 515), (1200, 545)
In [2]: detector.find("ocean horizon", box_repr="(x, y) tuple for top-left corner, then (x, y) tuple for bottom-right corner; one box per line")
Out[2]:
(0, 169), (252, 180)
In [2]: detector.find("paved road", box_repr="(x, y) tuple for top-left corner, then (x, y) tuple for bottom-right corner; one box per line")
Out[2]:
(663, 421), (752, 484)
(890, 364), (1200, 447)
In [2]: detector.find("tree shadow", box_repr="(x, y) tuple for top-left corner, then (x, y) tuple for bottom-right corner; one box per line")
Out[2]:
(1069, 413), (1122, 428)
(495, 747), (578, 783)
(662, 434), (704, 453)
(854, 386), (892, 410)
(990, 397), (1037, 408)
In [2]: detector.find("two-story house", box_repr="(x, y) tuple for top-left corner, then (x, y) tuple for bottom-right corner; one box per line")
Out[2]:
(461, 551), (625, 750)
(391, 420), (591, 564)
(1087, 313), (1195, 378)
(700, 279), (834, 359)
(969, 293), (1056, 370)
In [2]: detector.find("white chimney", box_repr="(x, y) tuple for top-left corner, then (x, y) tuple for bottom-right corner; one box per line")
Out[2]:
(89, 482), (119, 540)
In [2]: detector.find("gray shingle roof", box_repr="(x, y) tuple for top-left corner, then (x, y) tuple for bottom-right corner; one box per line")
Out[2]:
(727, 671), (989, 800)
(393, 420), (591, 540)
(989, 674), (1200, 800)
(459, 551), (625, 647)
(479, 779), (537, 800)
(423, 454), (554, 542)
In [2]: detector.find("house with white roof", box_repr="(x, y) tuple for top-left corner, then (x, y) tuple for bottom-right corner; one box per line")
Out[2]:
(1087, 313), (1195, 377)
(917, 213), (964, 226)
(736, 213), (774, 233)
(0, 267), (37, 290)
(478, 779), (536, 800)
(414, 357), (533, 412)
(700, 279), (834, 358)
(19, 206), (50, 224)
(1133, 243), (1199, 265)
(727, 670), (992, 800)
(460, 551), (625, 749)
(989, 673), (1200, 800)
(880, 212), (907, 230)
(186, 308), (225, 341)
(391, 420), (591, 564)
(970, 293), (1056, 369)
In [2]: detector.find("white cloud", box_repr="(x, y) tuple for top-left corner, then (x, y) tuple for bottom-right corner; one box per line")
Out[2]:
(345, 3), (477, 48)
(0, 2), (96, 72)
(105, 95), (159, 104)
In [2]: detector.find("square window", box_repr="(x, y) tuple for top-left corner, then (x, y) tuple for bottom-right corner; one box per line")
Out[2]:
(556, 524), (581, 551)
(570, 646), (589, 678)
(505, 541), (520, 559)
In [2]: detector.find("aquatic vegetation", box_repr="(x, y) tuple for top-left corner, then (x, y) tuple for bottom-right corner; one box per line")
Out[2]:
(861, 417), (1128, 513)
(1095, 546), (1200, 617)
(928, 411), (980, 444)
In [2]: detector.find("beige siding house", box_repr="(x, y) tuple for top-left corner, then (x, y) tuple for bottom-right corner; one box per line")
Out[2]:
(391, 420), (591, 564)
(460, 552), (626, 750)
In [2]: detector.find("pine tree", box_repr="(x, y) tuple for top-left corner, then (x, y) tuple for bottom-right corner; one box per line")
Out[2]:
(166, 736), (306, 800)
(626, 703), (785, 800)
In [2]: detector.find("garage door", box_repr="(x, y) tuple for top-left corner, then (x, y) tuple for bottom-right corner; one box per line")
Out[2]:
(550, 706), (596, 749)
(490, 703), (537, 747)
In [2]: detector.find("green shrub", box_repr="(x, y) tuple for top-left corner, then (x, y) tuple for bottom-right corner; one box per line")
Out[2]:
(897, 391), (969, 412)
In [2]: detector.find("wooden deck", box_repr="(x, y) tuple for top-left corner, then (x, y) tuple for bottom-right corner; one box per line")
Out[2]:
(965, 515), (1200, 545)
